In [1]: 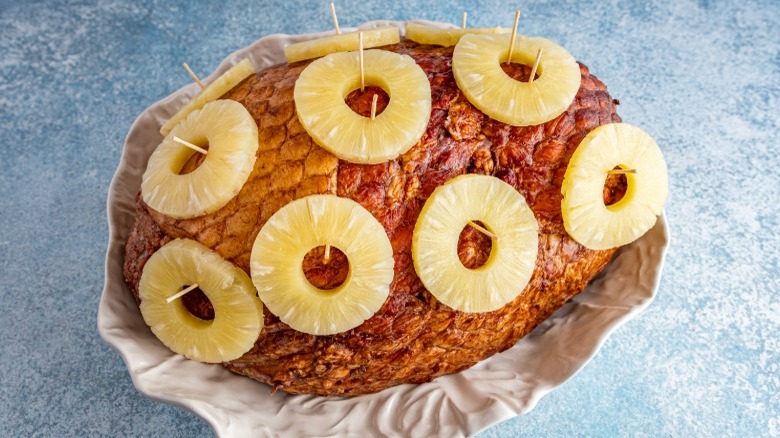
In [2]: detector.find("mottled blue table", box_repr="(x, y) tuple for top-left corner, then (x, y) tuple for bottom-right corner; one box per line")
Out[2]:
(1, 0), (778, 436)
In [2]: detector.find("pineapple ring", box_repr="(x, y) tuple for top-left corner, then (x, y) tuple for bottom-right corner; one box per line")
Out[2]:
(160, 58), (255, 136)
(452, 34), (581, 126)
(412, 174), (539, 313)
(250, 195), (394, 336)
(405, 22), (510, 47)
(284, 26), (401, 63)
(139, 239), (264, 364)
(561, 123), (668, 250)
(142, 99), (259, 219)
(293, 49), (432, 164)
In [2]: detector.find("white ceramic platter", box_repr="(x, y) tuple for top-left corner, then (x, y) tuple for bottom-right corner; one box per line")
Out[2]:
(98, 20), (670, 437)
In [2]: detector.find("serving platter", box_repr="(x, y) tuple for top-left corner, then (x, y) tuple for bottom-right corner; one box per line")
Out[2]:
(98, 20), (669, 437)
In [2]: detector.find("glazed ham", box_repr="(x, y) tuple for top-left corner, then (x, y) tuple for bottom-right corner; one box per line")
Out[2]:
(124, 40), (624, 395)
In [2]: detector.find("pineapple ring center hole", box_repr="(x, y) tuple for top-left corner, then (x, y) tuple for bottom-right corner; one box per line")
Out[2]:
(302, 245), (350, 290)
(178, 138), (210, 175)
(500, 62), (540, 83)
(604, 166), (628, 206)
(180, 285), (215, 321)
(344, 86), (390, 118)
(457, 221), (493, 269)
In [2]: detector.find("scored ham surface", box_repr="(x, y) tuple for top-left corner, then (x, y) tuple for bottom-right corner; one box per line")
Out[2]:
(123, 40), (624, 395)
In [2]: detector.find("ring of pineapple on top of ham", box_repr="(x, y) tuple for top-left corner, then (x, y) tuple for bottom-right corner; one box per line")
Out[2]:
(284, 26), (401, 63)
(452, 33), (581, 126)
(249, 194), (394, 336)
(142, 99), (259, 219)
(139, 238), (264, 364)
(160, 58), (255, 136)
(561, 123), (668, 250)
(412, 174), (539, 313)
(293, 49), (431, 164)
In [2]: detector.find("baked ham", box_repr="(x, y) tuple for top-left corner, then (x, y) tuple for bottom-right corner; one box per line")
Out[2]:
(123, 40), (625, 396)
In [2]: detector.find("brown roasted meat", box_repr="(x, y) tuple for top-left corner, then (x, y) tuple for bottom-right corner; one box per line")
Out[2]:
(123, 40), (624, 396)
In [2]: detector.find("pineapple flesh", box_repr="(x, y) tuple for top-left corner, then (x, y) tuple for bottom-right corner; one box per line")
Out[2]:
(405, 22), (509, 47)
(250, 195), (394, 336)
(561, 123), (668, 250)
(142, 99), (259, 219)
(139, 239), (264, 364)
(452, 34), (581, 126)
(284, 26), (401, 64)
(160, 58), (255, 136)
(294, 49), (431, 164)
(412, 174), (539, 313)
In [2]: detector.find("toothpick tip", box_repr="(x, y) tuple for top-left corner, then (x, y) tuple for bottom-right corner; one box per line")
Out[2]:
(528, 48), (543, 83)
(507, 10), (521, 64)
(608, 168), (637, 175)
(323, 244), (332, 264)
(182, 62), (205, 90)
(167, 283), (199, 303)
(358, 32), (365, 92)
(370, 93), (378, 120)
(330, 2), (341, 34)
(173, 136), (208, 155)
(467, 220), (499, 240)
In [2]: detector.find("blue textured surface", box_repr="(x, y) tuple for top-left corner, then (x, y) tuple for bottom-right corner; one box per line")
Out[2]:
(1, 0), (778, 436)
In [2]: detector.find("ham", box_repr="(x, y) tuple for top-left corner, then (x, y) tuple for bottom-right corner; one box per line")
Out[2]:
(124, 40), (624, 395)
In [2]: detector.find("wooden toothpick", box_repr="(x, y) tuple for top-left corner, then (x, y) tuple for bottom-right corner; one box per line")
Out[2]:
(182, 63), (205, 90)
(370, 94), (378, 120)
(173, 136), (208, 155)
(507, 10), (520, 64)
(462, 12), (468, 29)
(329, 2), (341, 34)
(324, 244), (332, 263)
(467, 221), (499, 240)
(608, 168), (637, 175)
(358, 31), (365, 92)
(528, 48), (543, 83)
(167, 284), (199, 303)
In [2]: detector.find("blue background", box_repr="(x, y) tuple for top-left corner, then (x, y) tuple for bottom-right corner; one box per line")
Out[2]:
(1, 0), (778, 436)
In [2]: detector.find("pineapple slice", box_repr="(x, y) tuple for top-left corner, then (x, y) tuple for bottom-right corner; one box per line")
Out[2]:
(284, 26), (401, 64)
(142, 99), (259, 219)
(412, 174), (539, 313)
(250, 194), (394, 335)
(452, 34), (581, 126)
(294, 49), (431, 164)
(139, 239), (264, 363)
(160, 58), (255, 136)
(405, 22), (509, 47)
(561, 123), (668, 250)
